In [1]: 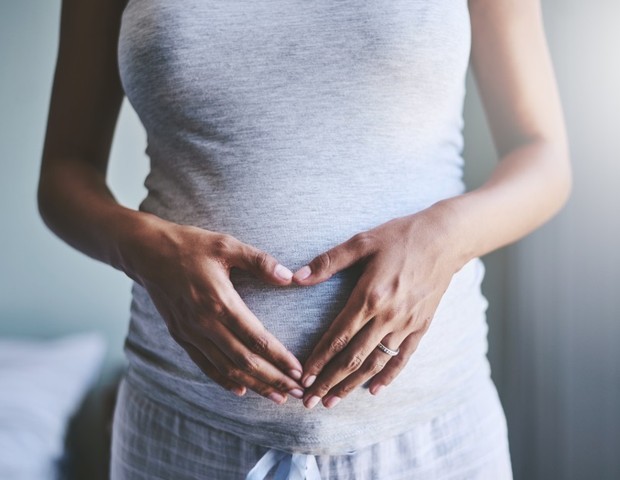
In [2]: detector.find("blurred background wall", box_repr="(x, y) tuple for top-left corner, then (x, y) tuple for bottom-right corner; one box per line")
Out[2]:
(0, 1), (618, 479)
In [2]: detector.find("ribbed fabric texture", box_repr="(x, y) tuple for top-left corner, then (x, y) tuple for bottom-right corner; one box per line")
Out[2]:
(116, 0), (497, 454)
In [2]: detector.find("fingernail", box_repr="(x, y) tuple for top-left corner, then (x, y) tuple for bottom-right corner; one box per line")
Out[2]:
(268, 392), (286, 404)
(275, 264), (293, 281)
(305, 395), (321, 409)
(324, 395), (341, 409)
(303, 375), (316, 388)
(371, 384), (385, 396)
(289, 388), (304, 399)
(232, 386), (246, 397)
(294, 265), (312, 281)
(288, 369), (302, 380)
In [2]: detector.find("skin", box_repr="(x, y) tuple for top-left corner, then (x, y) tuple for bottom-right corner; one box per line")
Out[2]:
(38, 0), (571, 410)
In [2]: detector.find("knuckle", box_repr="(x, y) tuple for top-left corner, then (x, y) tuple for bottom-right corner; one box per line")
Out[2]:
(311, 358), (326, 372)
(224, 365), (243, 381)
(313, 252), (332, 274)
(350, 232), (375, 254)
(248, 332), (270, 355)
(367, 359), (387, 375)
(328, 335), (349, 355)
(212, 234), (235, 257)
(205, 302), (230, 324)
(337, 383), (356, 397)
(315, 383), (332, 397)
(364, 288), (386, 313)
(253, 250), (271, 271)
(239, 353), (261, 374)
(209, 301), (228, 317)
(406, 315), (432, 335)
(403, 315), (417, 331)
(257, 386), (274, 398)
(345, 353), (365, 372)
(391, 352), (408, 369)
(382, 307), (400, 322)
(186, 284), (203, 305)
(271, 377), (289, 392)
(306, 353), (326, 372)
(391, 359), (406, 372)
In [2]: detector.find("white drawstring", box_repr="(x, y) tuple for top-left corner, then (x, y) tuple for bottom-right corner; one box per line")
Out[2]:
(245, 448), (322, 480)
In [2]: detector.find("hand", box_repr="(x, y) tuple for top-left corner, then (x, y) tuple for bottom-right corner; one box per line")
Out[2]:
(291, 205), (465, 409)
(121, 217), (305, 404)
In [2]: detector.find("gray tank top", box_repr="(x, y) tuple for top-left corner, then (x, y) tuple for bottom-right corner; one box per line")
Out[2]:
(118, 0), (491, 454)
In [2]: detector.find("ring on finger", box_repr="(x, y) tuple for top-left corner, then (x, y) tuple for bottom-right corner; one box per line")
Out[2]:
(376, 342), (400, 356)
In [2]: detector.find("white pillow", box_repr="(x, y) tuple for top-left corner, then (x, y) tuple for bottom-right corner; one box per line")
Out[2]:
(0, 333), (106, 480)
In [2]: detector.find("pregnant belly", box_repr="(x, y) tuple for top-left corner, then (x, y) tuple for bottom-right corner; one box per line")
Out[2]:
(125, 256), (490, 452)
(229, 264), (365, 361)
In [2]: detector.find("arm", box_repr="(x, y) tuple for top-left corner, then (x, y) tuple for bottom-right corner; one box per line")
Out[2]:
(38, 0), (304, 404)
(292, 0), (571, 409)
(438, 0), (571, 264)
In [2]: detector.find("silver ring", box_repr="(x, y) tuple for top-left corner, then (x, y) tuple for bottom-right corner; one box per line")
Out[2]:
(376, 342), (400, 356)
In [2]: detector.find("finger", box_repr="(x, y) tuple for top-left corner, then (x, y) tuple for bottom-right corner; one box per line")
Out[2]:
(219, 280), (304, 379)
(367, 332), (424, 395)
(292, 232), (375, 285)
(321, 334), (403, 408)
(196, 336), (296, 405)
(176, 329), (301, 405)
(195, 320), (305, 399)
(300, 271), (376, 388)
(226, 236), (294, 285)
(174, 336), (247, 397)
(302, 319), (390, 408)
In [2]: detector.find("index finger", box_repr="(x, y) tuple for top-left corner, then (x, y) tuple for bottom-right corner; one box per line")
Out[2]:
(220, 275), (304, 380)
(301, 272), (376, 388)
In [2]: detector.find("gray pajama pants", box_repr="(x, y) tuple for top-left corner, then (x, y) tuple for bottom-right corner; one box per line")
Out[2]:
(110, 374), (513, 479)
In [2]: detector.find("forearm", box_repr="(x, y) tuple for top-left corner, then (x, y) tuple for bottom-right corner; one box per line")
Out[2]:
(37, 157), (164, 282)
(432, 138), (572, 268)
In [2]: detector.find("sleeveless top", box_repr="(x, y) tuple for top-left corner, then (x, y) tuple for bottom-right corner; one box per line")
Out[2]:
(117, 0), (491, 455)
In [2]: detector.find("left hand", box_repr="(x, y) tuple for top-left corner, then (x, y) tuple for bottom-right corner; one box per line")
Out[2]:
(292, 204), (466, 409)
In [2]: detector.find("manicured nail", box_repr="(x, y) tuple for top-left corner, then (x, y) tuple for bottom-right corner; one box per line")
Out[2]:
(275, 264), (293, 281)
(371, 384), (385, 396)
(294, 265), (312, 281)
(303, 375), (316, 388)
(289, 388), (304, 399)
(324, 396), (341, 409)
(305, 395), (321, 409)
(288, 369), (303, 380)
(269, 392), (286, 404)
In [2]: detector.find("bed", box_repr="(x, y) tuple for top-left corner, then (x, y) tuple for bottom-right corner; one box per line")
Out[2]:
(0, 333), (122, 480)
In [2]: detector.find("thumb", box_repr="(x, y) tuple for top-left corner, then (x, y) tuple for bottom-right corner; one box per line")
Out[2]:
(229, 240), (293, 285)
(292, 233), (373, 285)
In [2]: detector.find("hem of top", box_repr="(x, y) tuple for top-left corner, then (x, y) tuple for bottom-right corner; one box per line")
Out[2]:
(122, 362), (497, 456)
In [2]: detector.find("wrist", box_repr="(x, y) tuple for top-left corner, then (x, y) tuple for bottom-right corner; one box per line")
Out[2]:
(112, 209), (178, 284)
(422, 196), (478, 271)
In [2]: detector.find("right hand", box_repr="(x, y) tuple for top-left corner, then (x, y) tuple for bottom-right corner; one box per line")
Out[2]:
(121, 216), (305, 405)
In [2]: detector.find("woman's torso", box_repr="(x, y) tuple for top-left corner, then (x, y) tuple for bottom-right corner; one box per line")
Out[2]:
(117, 0), (491, 454)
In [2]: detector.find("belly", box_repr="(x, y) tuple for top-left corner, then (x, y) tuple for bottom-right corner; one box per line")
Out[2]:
(126, 144), (488, 450)
(229, 264), (363, 361)
(124, 254), (490, 452)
